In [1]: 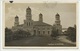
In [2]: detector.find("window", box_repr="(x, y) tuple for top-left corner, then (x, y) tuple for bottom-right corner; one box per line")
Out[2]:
(34, 30), (36, 35)
(27, 22), (28, 26)
(29, 22), (30, 26)
(38, 31), (40, 34)
(43, 31), (45, 34)
(48, 31), (50, 34)
(31, 23), (33, 25)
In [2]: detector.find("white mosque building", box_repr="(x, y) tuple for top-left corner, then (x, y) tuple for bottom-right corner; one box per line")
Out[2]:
(12, 7), (62, 36)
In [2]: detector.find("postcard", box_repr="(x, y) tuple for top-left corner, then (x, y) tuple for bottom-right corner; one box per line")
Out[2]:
(3, 0), (78, 48)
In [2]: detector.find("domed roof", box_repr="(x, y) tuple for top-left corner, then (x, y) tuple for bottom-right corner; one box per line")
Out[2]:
(56, 13), (60, 16)
(39, 13), (43, 16)
(27, 6), (31, 10)
(15, 15), (18, 18)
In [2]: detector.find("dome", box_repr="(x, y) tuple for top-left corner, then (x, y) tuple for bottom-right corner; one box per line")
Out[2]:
(26, 6), (31, 10)
(15, 15), (18, 18)
(56, 13), (60, 16)
(39, 13), (43, 16)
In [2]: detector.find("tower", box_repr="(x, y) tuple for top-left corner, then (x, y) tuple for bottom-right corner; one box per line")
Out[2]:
(39, 13), (43, 22)
(26, 7), (32, 20)
(54, 13), (62, 34)
(14, 15), (19, 26)
(24, 7), (33, 27)
(55, 13), (60, 25)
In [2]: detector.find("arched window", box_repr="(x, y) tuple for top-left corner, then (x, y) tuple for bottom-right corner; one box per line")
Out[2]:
(27, 22), (28, 26)
(48, 31), (50, 34)
(29, 22), (30, 26)
(43, 31), (45, 34)
(38, 31), (40, 34)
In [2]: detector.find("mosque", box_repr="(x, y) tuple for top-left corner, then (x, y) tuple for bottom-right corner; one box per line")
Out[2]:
(12, 7), (62, 36)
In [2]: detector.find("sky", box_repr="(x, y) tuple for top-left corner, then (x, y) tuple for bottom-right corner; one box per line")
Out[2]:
(5, 3), (76, 28)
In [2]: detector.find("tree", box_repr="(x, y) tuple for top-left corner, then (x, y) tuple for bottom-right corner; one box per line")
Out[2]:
(67, 27), (76, 42)
(5, 27), (12, 34)
(13, 29), (31, 39)
(51, 27), (59, 38)
(5, 27), (13, 42)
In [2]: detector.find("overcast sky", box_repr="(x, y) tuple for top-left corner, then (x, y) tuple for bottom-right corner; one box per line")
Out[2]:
(5, 3), (76, 28)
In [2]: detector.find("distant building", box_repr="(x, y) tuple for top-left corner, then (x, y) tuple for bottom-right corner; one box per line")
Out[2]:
(12, 7), (62, 36)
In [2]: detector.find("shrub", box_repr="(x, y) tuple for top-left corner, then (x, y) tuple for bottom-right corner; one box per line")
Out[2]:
(67, 27), (76, 42)
(5, 27), (13, 42)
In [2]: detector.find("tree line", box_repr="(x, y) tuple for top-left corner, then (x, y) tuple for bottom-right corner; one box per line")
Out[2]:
(5, 26), (76, 42)
(51, 26), (76, 42)
(5, 27), (31, 42)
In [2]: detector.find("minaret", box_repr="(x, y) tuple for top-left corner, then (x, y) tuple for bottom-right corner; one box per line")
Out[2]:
(55, 13), (60, 25)
(24, 7), (33, 27)
(39, 13), (43, 22)
(54, 13), (62, 34)
(26, 6), (32, 21)
(14, 15), (19, 26)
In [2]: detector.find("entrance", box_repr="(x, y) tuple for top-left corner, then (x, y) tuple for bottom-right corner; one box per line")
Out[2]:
(34, 30), (36, 36)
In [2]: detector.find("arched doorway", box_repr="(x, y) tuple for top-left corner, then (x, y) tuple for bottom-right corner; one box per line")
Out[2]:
(34, 30), (36, 36)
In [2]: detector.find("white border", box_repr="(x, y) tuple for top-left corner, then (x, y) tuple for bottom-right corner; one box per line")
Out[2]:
(1, 0), (80, 50)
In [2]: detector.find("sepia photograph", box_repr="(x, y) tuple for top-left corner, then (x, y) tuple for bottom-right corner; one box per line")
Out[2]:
(4, 3), (76, 47)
